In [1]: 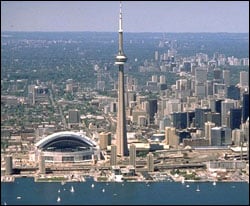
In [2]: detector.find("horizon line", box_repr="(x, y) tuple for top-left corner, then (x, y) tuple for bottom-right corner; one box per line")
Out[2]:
(1, 30), (249, 34)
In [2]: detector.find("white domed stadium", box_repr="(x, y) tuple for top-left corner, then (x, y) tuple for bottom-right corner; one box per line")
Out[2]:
(34, 131), (100, 163)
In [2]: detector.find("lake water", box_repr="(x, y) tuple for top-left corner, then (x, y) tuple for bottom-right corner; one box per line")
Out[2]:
(1, 177), (249, 205)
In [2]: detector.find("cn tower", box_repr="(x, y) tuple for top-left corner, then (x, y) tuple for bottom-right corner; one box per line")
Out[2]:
(115, 1), (129, 156)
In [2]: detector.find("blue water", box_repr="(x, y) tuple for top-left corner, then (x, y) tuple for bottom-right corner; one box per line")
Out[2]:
(1, 177), (249, 205)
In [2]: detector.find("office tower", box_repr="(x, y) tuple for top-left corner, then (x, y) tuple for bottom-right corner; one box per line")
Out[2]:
(223, 70), (230, 86)
(239, 71), (249, 87)
(213, 83), (226, 98)
(99, 132), (111, 150)
(226, 85), (240, 100)
(195, 67), (208, 81)
(115, 2), (129, 156)
(242, 93), (249, 123)
(148, 99), (157, 124)
(68, 109), (80, 124)
(147, 152), (154, 172)
(204, 112), (221, 127)
(242, 118), (249, 159)
(129, 144), (136, 167)
(39, 154), (45, 174)
(155, 51), (159, 61)
(205, 121), (215, 145)
(211, 126), (232, 146)
(187, 111), (195, 127)
(232, 129), (244, 146)
(215, 99), (223, 114)
(172, 112), (188, 129)
(221, 99), (237, 126)
(164, 99), (182, 115)
(213, 68), (223, 83)
(195, 67), (207, 99)
(152, 75), (158, 82)
(165, 127), (179, 146)
(195, 108), (211, 129)
(183, 61), (191, 73)
(229, 108), (242, 130)
(110, 102), (117, 113)
(110, 145), (117, 166)
(159, 75), (166, 84)
(206, 80), (213, 96)
(5, 155), (13, 175)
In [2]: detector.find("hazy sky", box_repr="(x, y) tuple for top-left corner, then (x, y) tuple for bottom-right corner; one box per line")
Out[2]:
(1, 1), (249, 33)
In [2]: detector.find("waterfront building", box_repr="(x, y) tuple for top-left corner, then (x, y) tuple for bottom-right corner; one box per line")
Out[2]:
(129, 144), (136, 168)
(147, 152), (154, 172)
(5, 155), (13, 175)
(115, 2), (129, 156)
(39, 154), (45, 174)
(110, 145), (117, 166)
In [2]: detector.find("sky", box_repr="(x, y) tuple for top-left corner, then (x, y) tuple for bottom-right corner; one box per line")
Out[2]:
(1, 1), (249, 33)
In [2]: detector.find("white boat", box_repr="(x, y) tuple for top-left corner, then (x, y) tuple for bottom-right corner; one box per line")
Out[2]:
(102, 188), (105, 192)
(213, 181), (216, 186)
(57, 197), (61, 202)
(16, 196), (21, 200)
(196, 185), (200, 192)
(181, 178), (185, 184)
(58, 189), (60, 193)
(186, 184), (190, 188)
(91, 183), (95, 188)
(70, 186), (74, 193)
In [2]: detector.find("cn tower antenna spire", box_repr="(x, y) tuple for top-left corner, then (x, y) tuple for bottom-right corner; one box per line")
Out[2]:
(119, 1), (123, 32)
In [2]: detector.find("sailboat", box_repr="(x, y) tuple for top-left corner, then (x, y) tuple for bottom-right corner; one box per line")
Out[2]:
(196, 185), (200, 192)
(70, 186), (75, 193)
(57, 196), (61, 202)
(212, 181), (216, 186)
(102, 188), (105, 192)
(91, 183), (95, 188)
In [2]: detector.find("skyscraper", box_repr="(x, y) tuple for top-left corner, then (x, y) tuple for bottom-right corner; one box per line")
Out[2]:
(115, 2), (129, 156)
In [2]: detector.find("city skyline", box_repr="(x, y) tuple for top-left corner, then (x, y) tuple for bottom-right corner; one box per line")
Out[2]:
(1, 1), (249, 33)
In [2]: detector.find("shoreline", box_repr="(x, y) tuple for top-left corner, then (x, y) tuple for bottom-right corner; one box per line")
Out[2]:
(1, 174), (248, 184)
